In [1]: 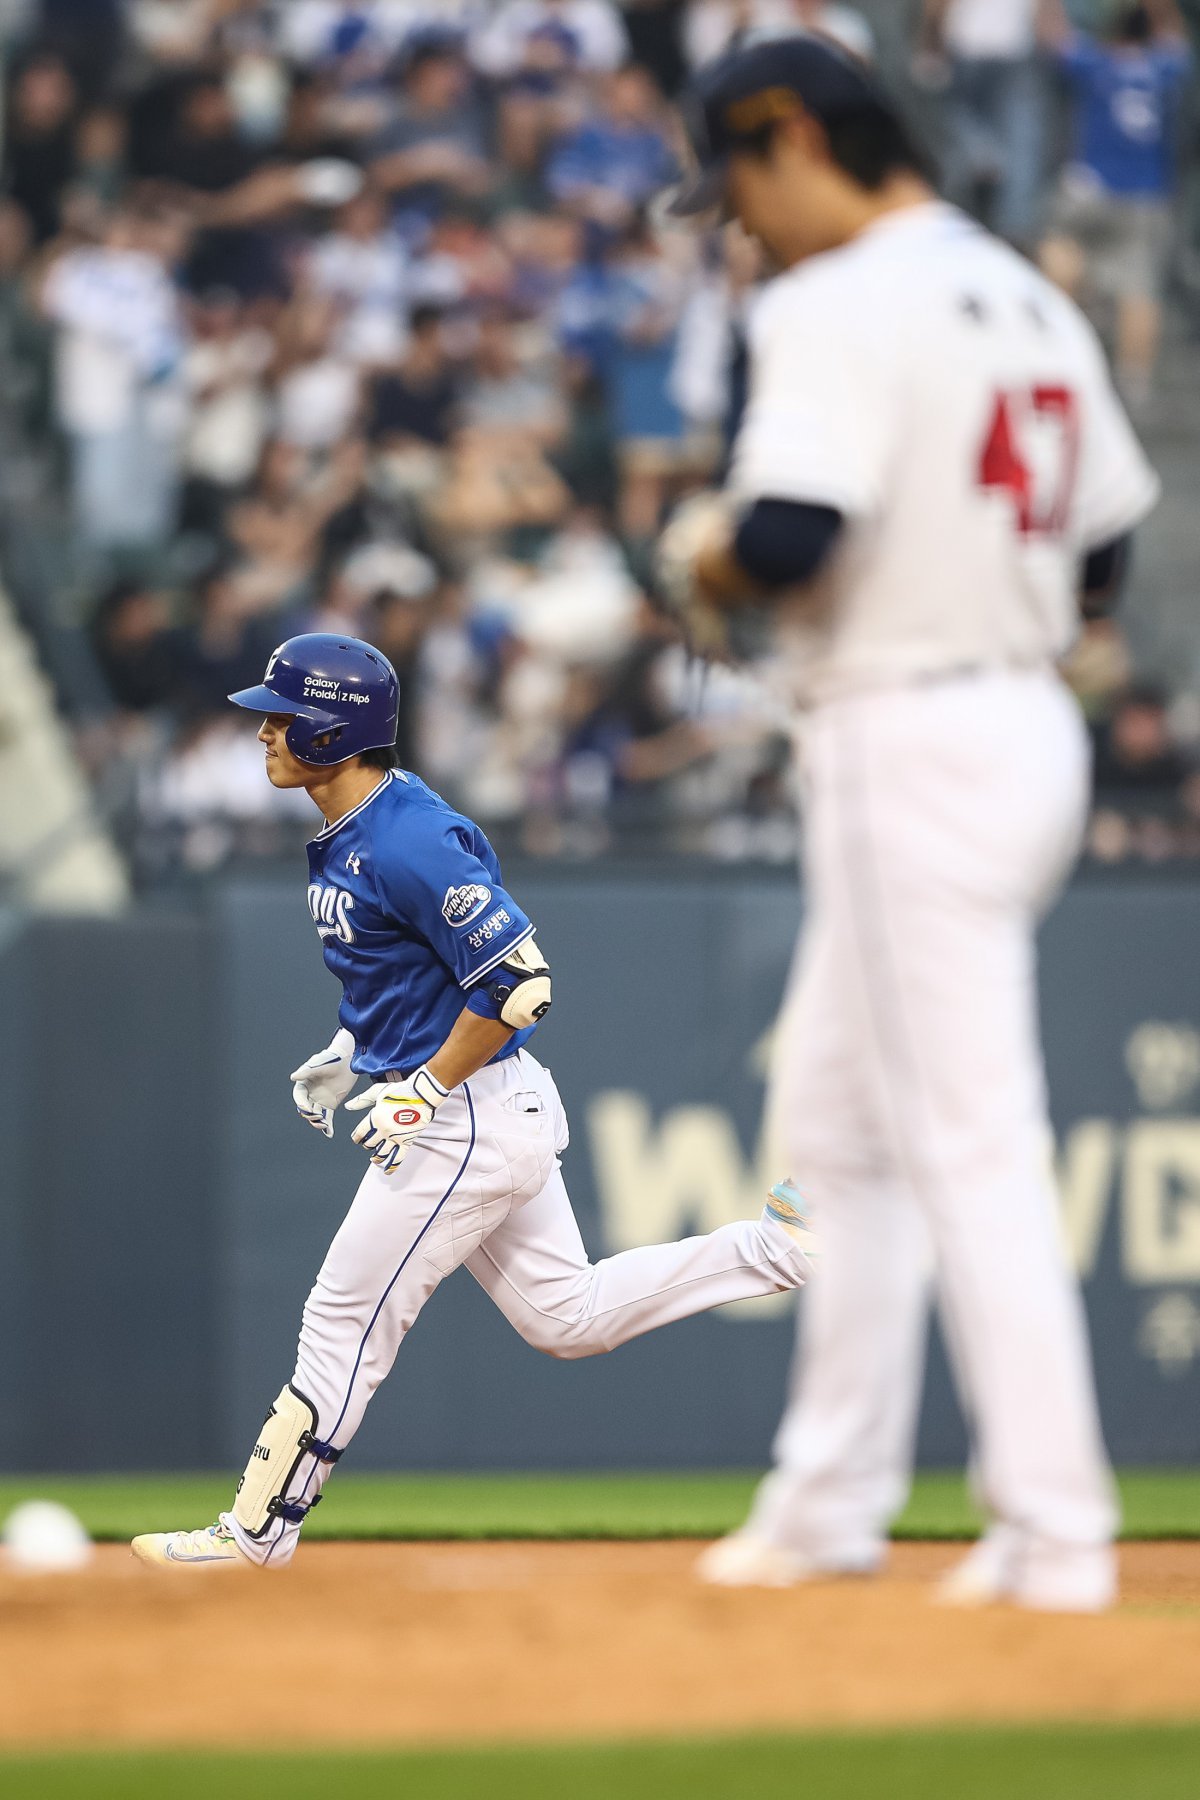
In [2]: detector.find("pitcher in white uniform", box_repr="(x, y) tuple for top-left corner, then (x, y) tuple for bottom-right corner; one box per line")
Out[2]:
(658, 36), (1158, 1611)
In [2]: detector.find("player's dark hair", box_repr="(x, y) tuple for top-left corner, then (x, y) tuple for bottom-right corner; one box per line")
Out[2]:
(359, 741), (402, 770)
(824, 104), (930, 190)
(740, 100), (930, 191)
(1115, 3), (1153, 45)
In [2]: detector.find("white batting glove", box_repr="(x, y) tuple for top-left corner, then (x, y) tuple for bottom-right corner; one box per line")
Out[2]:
(345, 1066), (450, 1173)
(290, 1027), (359, 1138)
(655, 490), (739, 660)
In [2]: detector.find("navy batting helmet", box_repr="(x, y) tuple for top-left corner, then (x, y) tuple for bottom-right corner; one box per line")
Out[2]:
(228, 633), (400, 767)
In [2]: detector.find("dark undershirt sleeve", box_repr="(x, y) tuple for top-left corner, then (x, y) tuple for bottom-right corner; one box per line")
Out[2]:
(1081, 531), (1133, 619)
(733, 499), (844, 592)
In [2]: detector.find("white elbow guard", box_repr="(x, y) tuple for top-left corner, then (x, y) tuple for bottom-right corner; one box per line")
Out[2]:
(484, 935), (552, 1030)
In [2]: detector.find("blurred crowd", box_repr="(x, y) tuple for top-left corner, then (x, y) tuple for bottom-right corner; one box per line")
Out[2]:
(0, 0), (1198, 874)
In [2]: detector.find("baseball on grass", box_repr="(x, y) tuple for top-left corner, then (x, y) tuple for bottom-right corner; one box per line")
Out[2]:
(3, 1501), (93, 1573)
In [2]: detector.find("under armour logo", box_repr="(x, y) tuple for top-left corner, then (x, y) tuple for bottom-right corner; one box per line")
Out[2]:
(346, 852), (362, 875)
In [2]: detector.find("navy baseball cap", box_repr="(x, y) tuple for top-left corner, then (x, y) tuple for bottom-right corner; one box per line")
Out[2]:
(668, 34), (891, 217)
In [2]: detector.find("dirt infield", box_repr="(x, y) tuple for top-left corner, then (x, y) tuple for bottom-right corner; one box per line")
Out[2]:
(1, 1542), (1198, 1750)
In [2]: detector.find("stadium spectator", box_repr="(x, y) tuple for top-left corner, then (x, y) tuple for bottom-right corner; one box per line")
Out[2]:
(1093, 680), (1191, 800)
(370, 38), (492, 216)
(917, 0), (1052, 249)
(683, 0), (876, 70)
(174, 562), (286, 715)
(34, 0), (124, 99)
(546, 65), (677, 228)
(280, 69), (365, 164)
(458, 313), (562, 454)
(0, 195), (52, 437)
(72, 106), (129, 216)
(271, 294), (362, 451)
(4, 52), (78, 243)
(1088, 679), (1196, 860)
(1040, 1), (1191, 406)
(41, 200), (188, 555)
(278, 0), (400, 74)
(92, 579), (188, 715)
(596, 215), (703, 536)
(222, 434), (365, 612)
(128, 0), (217, 70)
(304, 184), (412, 367)
(473, 0), (631, 80)
(180, 285), (273, 530)
(489, 88), (560, 217)
(427, 419), (571, 557)
(139, 72), (262, 192)
(367, 303), (461, 448)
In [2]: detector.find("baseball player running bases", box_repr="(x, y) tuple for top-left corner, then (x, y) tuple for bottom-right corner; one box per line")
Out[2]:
(131, 634), (812, 1569)
(659, 38), (1159, 1612)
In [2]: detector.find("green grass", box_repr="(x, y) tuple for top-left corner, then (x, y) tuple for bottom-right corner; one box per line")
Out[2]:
(3, 1727), (1200, 1800)
(0, 1468), (1196, 1542)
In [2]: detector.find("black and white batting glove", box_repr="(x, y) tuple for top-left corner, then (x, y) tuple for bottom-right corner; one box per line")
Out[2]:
(345, 1066), (450, 1173)
(290, 1027), (359, 1138)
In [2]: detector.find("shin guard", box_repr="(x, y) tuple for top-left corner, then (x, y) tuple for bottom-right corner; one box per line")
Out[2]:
(232, 1383), (342, 1540)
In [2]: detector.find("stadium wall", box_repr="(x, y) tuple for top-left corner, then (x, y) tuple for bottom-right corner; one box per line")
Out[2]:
(2, 869), (1200, 1473)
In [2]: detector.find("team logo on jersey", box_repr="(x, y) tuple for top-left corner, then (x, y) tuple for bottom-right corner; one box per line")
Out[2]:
(442, 883), (492, 927)
(346, 852), (362, 876)
(307, 882), (356, 946)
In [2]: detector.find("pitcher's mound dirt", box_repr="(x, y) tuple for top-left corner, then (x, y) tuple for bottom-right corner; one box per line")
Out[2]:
(0, 1542), (1197, 1750)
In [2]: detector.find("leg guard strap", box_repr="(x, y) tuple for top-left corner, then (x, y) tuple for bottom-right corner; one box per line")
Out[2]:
(233, 1383), (339, 1542)
(269, 1495), (322, 1526)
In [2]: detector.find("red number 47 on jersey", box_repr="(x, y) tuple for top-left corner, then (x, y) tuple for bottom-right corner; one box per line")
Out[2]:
(977, 385), (1080, 538)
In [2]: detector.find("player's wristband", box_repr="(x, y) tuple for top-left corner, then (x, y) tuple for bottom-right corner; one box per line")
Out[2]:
(410, 1066), (450, 1110)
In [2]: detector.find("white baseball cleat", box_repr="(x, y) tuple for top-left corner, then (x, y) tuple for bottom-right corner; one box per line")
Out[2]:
(696, 1533), (820, 1588)
(935, 1531), (1115, 1613)
(696, 1532), (881, 1589)
(934, 1532), (1017, 1608)
(131, 1521), (250, 1569)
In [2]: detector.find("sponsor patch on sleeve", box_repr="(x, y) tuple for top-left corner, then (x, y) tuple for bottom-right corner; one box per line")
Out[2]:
(466, 907), (514, 952)
(442, 883), (493, 927)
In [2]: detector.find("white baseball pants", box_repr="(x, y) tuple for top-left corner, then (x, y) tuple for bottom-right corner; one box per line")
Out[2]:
(748, 668), (1116, 1603)
(229, 1050), (805, 1566)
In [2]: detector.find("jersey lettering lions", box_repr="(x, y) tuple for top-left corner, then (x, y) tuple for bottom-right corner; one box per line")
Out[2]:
(305, 770), (537, 1077)
(729, 202), (1160, 705)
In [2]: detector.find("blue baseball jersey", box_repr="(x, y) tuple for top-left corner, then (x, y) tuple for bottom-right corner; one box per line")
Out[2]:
(306, 770), (539, 1077)
(1060, 38), (1190, 197)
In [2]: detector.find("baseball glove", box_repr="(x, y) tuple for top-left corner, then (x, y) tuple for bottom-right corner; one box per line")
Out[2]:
(654, 491), (738, 661)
